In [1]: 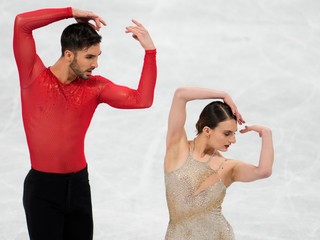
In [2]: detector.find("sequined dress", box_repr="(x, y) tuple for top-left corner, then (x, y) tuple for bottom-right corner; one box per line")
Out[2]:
(165, 146), (235, 240)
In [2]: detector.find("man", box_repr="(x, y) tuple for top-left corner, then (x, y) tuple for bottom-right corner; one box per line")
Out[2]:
(13, 7), (156, 240)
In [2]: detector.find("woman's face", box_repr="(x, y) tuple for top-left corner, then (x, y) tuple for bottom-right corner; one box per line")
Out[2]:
(209, 119), (237, 152)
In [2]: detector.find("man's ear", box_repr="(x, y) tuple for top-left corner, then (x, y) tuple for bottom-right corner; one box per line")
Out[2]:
(64, 50), (74, 63)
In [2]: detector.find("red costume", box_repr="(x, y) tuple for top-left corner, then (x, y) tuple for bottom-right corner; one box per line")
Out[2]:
(13, 7), (157, 173)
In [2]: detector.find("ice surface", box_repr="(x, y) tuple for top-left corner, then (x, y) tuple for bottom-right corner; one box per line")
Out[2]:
(1, 0), (319, 239)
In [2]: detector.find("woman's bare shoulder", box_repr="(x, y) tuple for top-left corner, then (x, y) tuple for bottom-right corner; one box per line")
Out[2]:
(164, 139), (193, 173)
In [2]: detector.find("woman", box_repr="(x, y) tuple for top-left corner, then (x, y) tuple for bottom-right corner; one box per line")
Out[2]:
(164, 87), (274, 239)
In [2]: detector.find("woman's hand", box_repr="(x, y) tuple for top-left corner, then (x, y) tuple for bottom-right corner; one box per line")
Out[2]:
(240, 125), (272, 137)
(223, 94), (245, 125)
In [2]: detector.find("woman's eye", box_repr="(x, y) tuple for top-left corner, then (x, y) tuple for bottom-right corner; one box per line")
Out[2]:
(224, 132), (235, 137)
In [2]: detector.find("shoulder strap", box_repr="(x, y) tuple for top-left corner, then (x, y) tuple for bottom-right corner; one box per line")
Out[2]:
(189, 140), (194, 154)
(214, 159), (227, 181)
(216, 159), (227, 172)
(205, 150), (216, 164)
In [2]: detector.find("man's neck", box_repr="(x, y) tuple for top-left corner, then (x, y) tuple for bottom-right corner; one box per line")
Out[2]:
(50, 59), (77, 84)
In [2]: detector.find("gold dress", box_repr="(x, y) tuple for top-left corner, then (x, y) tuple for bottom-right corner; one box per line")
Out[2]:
(164, 147), (235, 240)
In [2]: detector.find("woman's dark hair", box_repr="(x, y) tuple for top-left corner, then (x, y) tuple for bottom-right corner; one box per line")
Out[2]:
(195, 101), (236, 135)
(60, 23), (102, 56)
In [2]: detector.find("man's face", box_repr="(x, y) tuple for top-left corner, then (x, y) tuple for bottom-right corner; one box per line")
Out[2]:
(70, 44), (101, 80)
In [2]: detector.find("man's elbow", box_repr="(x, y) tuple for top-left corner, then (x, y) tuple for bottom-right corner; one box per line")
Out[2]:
(14, 14), (28, 31)
(139, 99), (153, 108)
(14, 14), (24, 25)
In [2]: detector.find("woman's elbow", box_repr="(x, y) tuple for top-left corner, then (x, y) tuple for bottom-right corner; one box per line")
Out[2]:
(259, 168), (272, 179)
(174, 87), (188, 99)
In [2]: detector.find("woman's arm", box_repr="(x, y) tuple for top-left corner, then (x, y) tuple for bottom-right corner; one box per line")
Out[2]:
(166, 87), (244, 148)
(232, 125), (274, 182)
(165, 87), (244, 171)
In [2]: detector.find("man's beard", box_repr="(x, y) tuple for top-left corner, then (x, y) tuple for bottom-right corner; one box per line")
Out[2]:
(70, 59), (91, 80)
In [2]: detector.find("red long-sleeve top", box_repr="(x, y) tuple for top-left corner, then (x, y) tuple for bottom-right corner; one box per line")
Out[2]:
(13, 7), (157, 173)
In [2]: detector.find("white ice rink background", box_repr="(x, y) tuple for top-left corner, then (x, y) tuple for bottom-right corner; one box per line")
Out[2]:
(0, 0), (319, 239)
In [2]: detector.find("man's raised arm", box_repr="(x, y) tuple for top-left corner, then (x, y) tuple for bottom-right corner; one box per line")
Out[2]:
(13, 8), (73, 87)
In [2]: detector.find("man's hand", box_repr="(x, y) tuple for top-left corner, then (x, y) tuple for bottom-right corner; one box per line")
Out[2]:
(125, 19), (156, 50)
(72, 8), (106, 31)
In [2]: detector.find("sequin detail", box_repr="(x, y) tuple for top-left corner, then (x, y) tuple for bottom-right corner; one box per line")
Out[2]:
(165, 153), (235, 240)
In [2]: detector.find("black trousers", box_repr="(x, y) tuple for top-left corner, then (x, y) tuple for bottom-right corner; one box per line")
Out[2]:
(23, 166), (93, 240)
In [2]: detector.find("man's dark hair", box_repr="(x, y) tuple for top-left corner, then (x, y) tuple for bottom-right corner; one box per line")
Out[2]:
(60, 23), (102, 56)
